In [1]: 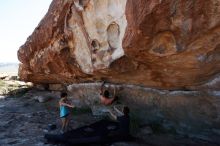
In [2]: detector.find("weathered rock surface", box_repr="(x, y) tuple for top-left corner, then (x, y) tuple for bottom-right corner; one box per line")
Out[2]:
(48, 84), (65, 91)
(34, 96), (51, 103)
(67, 82), (220, 139)
(18, 0), (220, 89)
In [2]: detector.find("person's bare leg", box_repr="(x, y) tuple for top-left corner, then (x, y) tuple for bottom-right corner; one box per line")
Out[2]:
(61, 118), (66, 132)
(64, 115), (70, 132)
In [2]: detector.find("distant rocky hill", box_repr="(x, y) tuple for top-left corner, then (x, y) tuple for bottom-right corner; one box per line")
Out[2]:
(0, 63), (18, 67)
(0, 63), (18, 74)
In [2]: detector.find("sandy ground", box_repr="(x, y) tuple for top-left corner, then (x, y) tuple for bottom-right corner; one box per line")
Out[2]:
(0, 91), (103, 146)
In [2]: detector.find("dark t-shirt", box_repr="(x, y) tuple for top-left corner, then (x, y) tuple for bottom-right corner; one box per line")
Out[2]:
(117, 115), (130, 135)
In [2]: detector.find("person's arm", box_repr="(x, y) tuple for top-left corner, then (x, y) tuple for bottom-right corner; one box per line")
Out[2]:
(107, 87), (116, 104)
(108, 110), (117, 120)
(113, 86), (116, 98)
(100, 81), (105, 95)
(100, 95), (105, 104)
(108, 98), (115, 104)
(59, 99), (75, 108)
(113, 105), (124, 116)
(61, 102), (75, 108)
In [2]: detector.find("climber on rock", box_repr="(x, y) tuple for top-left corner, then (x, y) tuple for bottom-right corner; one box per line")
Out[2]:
(99, 81), (118, 105)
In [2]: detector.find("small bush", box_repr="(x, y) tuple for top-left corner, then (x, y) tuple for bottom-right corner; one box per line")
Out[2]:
(0, 80), (6, 87)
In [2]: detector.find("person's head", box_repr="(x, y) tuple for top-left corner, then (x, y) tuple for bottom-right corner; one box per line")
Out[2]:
(61, 92), (67, 99)
(123, 106), (130, 116)
(103, 90), (110, 98)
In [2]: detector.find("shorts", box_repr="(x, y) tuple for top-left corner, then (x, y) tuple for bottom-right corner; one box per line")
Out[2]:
(60, 114), (69, 118)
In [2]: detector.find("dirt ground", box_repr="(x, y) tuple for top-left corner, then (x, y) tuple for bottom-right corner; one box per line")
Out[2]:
(0, 89), (219, 146)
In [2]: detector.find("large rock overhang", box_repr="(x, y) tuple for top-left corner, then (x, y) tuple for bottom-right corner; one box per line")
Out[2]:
(18, 0), (220, 90)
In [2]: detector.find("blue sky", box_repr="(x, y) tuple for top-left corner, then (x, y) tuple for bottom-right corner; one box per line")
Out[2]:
(0, 0), (52, 63)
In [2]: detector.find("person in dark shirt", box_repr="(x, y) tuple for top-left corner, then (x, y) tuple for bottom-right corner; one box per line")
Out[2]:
(117, 106), (130, 135)
(108, 106), (130, 136)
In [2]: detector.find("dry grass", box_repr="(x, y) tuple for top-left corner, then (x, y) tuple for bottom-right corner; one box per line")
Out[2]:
(0, 80), (6, 87)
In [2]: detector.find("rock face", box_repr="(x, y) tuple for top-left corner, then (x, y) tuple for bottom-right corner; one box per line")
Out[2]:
(67, 83), (220, 137)
(18, 0), (220, 89)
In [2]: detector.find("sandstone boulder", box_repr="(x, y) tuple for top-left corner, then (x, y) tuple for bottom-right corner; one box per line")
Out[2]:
(18, 0), (220, 90)
(49, 84), (65, 91)
(34, 84), (48, 90)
